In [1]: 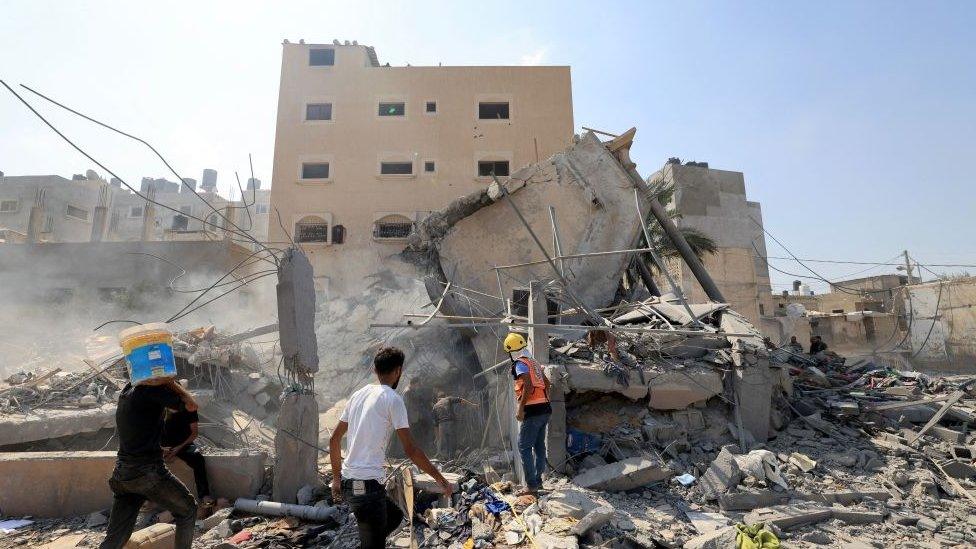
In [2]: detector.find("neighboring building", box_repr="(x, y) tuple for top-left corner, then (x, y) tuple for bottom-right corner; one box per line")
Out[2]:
(829, 274), (917, 313)
(0, 173), (108, 243)
(647, 160), (773, 328)
(268, 40), (574, 288)
(0, 170), (270, 247)
(904, 277), (976, 370)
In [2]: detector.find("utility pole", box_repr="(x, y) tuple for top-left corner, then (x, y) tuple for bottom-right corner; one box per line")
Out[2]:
(903, 250), (915, 284)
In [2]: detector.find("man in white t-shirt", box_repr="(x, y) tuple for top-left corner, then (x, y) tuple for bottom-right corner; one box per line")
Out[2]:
(329, 346), (453, 549)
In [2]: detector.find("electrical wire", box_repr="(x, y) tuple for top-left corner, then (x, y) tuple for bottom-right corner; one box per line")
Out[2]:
(762, 256), (976, 269)
(0, 80), (280, 264)
(166, 271), (277, 324)
(17, 83), (270, 253)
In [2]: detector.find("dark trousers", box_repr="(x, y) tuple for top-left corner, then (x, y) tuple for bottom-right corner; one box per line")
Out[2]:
(342, 478), (404, 549)
(518, 412), (551, 490)
(99, 462), (197, 549)
(435, 420), (456, 457)
(175, 443), (210, 498)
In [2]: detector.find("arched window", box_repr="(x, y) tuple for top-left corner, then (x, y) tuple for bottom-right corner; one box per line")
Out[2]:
(373, 214), (413, 240)
(295, 215), (329, 243)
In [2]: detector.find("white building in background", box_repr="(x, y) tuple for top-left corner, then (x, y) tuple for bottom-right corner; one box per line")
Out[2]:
(0, 170), (270, 248)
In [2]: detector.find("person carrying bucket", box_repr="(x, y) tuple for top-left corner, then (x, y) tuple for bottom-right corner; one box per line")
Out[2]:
(99, 324), (199, 549)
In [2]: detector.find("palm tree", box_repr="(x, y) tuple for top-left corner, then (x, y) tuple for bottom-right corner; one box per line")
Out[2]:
(638, 181), (717, 273)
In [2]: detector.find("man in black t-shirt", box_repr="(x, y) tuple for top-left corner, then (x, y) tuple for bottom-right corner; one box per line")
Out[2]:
(162, 406), (211, 503)
(99, 379), (198, 549)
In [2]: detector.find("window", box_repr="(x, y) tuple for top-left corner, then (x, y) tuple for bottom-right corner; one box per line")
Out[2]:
(425, 101), (437, 113)
(479, 102), (510, 119)
(380, 162), (413, 175)
(171, 215), (188, 230)
(66, 204), (89, 221)
(0, 200), (18, 213)
(295, 215), (329, 243)
(302, 162), (330, 179)
(424, 161), (436, 173)
(207, 214), (221, 230)
(478, 160), (510, 177)
(129, 206), (144, 218)
(378, 102), (405, 117)
(373, 215), (414, 239)
(255, 204), (269, 214)
(306, 103), (333, 121)
(309, 48), (335, 66)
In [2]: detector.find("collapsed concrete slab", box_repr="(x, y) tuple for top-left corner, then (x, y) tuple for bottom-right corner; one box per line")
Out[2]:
(563, 362), (648, 400)
(647, 366), (723, 410)
(0, 450), (266, 517)
(572, 456), (672, 492)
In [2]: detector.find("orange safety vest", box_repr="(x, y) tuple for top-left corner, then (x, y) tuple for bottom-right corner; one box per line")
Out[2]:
(513, 355), (549, 405)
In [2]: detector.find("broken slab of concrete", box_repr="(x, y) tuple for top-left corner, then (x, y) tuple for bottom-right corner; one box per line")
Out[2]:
(744, 504), (833, 531)
(123, 523), (174, 548)
(570, 505), (614, 535)
(718, 489), (789, 511)
(700, 445), (741, 500)
(572, 456), (672, 492)
(0, 450), (266, 517)
(647, 366), (723, 410)
(563, 362), (648, 400)
(541, 488), (609, 520)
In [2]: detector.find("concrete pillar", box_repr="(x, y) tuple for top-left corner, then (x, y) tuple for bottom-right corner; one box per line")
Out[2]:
(26, 188), (46, 243)
(90, 207), (108, 242)
(733, 356), (772, 444)
(222, 205), (236, 240)
(273, 392), (319, 503)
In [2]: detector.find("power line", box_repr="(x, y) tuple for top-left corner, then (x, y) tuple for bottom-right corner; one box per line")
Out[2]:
(763, 255), (976, 269)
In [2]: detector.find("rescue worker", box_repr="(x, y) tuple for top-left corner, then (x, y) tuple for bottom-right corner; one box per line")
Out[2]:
(99, 378), (198, 549)
(503, 332), (552, 495)
(432, 390), (478, 458)
(809, 335), (828, 354)
(785, 336), (804, 353)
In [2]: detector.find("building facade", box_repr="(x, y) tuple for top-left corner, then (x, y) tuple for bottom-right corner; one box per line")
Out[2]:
(648, 161), (774, 328)
(0, 171), (270, 247)
(267, 41), (574, 288)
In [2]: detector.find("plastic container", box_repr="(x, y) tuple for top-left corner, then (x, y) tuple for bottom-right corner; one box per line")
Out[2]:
(119, 322), (177, 385)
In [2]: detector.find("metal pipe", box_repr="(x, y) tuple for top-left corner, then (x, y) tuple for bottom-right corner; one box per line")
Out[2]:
(233, 498), (337, 522)
(620, 152), (725, 302)
(633, 188), (701, 327)
(493, 247), (659, 270)
(493, 176), (606, 325)
(632, 255), (661, 297)
(548, 206), (566, 277)
(371, 321), (746, 337)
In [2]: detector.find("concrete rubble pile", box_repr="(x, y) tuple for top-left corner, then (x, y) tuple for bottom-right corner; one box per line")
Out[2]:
(2, 131), (974, 548)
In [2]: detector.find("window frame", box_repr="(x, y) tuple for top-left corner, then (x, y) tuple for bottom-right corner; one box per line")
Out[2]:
(128, 206), (144, 218)
(425, 101), (437, 115)
(377, 101), (406, 118)
(477, 160), (511, 177)
(424, 160), (436, 174)
(308, 48), (335, 67)
(300, 162), (331, 181)
(379, 161), (414, 176)
(305, 102), (334, 122)
(372, 214), (415, 241)
(65, 204), (90, 222)
(478, 101), (511, 120)
(0, 199), (19, 213)
(293, 213), (333, 245)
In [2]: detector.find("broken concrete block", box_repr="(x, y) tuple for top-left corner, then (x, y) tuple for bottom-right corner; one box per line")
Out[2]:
(831, 506), (886, 525)
(916, 517), (941, 532)
(570, 505), (613, 535)
(743, 505), (832, 531)
(255, 392), (272, 407)
(938, 459), (976, 479)
(563, 362), (648, 400)
(718, 489), (788, 511)
(533, 532), (578, 549)
(700, 445), (741, 500)
(579, 454), (607, 471)
(684, 525), (738, 549)
(789, 452), (817, 473)
(123, 523), (175, 548)
(685, 511), (730, 534)
(246, 376), (271, 397)
(647, 367), (723, 410)
(541, 488), (606, 520)
(571, 456), (671, 492)
(928, 425), (965, 444)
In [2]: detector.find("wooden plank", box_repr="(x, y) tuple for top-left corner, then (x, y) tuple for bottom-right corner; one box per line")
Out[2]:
(864, 394), (951, 412)
(908, 390), (966, 445)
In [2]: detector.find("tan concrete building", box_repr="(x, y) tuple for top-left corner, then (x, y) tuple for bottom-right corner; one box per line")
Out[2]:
(648, 160), (774, 328)
(268, 41), (574, 289)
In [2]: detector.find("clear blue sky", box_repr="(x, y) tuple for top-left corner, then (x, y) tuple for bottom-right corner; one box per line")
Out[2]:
(2, 1), (973, 292)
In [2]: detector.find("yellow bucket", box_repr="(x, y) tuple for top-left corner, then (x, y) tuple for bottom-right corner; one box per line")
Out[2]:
(119, 323), (177, 384)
